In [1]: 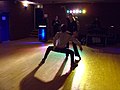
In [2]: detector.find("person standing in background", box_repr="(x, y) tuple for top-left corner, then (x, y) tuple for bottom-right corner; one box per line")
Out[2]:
(52, 16), (61, 37)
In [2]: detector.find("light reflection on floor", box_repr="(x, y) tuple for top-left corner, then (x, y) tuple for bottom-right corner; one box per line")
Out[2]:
(18, 40), (120, 90)
(72, 60), (85, 90)
(1, 38), (120, 90)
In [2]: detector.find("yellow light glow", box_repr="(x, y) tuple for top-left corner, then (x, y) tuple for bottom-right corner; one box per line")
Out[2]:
(71, 60), (85, 89)
(82, 9), (86, 14)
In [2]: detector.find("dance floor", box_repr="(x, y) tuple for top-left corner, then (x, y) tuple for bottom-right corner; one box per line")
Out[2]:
(0, 38), (120, 90)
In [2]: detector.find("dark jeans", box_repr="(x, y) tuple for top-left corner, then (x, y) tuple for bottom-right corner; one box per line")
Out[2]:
(66, 42), (80, 58)
(42, 46), (75, 65)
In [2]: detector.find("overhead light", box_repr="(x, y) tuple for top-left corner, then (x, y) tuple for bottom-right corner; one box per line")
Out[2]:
(37, 5), (40, 8)
(66, 9), (87, 14)
(22, 0), (29, 7)
(66, 10), (70, 13)
(70, 10), (72, 13)
(73, 10), (76, 13)
(79, 10), (82, 13)
(20, 0), (36, 8)
(82, 9), (86, 14)
(75, 9), (79, 13)
(36, 4), (43, 8)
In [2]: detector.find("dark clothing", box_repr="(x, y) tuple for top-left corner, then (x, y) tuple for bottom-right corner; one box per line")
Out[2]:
(67, 18), (78, 33)
(66, 42), (81, 58)
(66, 18), (81, 58)
(42, 46), (75, 66)
(52, 19), (61, 36)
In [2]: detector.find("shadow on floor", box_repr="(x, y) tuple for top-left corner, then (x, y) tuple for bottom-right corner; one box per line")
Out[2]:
(20, 58), (73, 90)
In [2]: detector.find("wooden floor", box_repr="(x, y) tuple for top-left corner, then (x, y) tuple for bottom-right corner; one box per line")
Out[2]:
(0, 38), (120, 90)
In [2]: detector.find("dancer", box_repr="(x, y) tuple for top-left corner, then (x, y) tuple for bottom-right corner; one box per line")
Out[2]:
(66, 14), (81, 61)
(41, 24), (83, 70)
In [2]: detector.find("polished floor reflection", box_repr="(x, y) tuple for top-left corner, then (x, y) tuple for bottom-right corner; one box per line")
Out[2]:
(0, 38), (120, 90)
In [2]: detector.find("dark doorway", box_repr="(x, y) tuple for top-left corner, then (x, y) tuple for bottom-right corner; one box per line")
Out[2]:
(0, 12), (9, 42)
(35, 8), (44, 29)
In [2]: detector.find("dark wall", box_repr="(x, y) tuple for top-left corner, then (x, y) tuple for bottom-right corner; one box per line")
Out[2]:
(0, 1), (34, 41)
(90, 2), (120, 27)
(9, 1), (34, 40)
(0, 1), (9, 12)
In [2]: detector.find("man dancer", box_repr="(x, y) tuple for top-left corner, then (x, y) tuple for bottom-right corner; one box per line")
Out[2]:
(66, 13), (81, 61)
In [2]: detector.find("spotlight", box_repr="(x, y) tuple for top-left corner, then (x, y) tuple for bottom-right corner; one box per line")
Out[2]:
(20, 0), (36, 9)
(82, 9), (86, 14)
(70, 10), (72, 13)
(37, 5), (40, 8)
(21, 0), (29, 8)
(79, 10), (82, 13)
(73, 10), (76, 13)
(66, 10), (70, 13)
(75, 9), (79, 13)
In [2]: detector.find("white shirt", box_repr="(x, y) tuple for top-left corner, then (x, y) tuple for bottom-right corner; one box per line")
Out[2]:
(53, 31), (81, 48)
